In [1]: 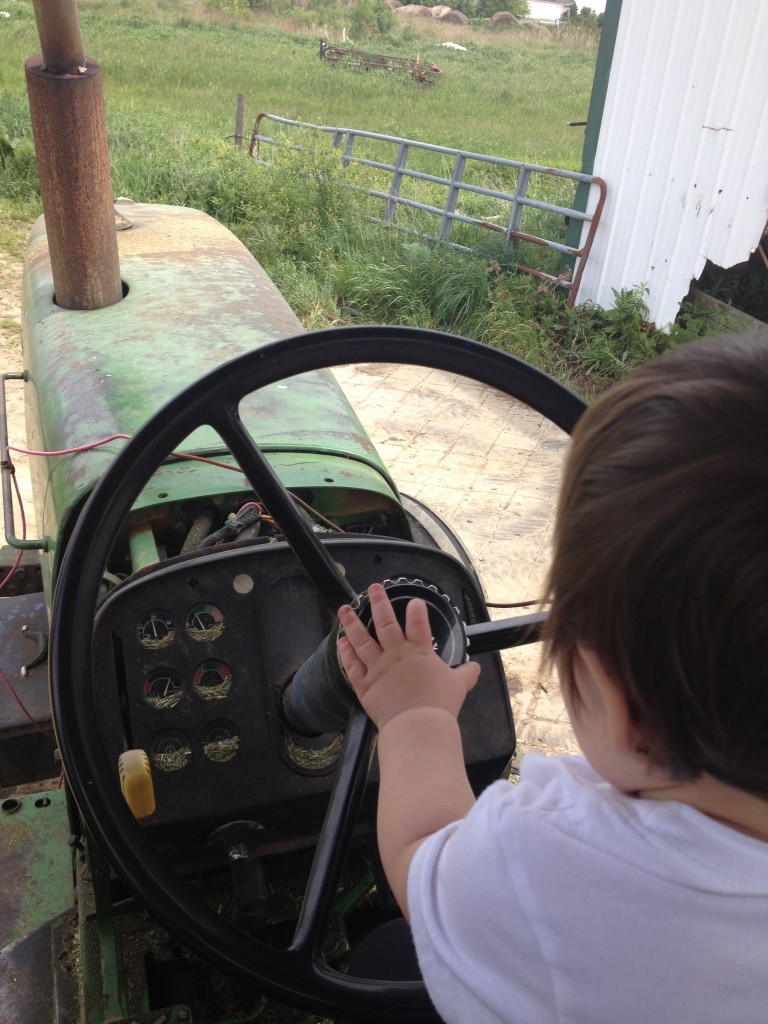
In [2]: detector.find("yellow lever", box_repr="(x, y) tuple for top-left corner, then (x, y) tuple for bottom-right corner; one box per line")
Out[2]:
(118, 749), (156, 819)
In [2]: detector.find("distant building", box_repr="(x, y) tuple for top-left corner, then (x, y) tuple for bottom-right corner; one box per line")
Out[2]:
(526, 1), (573, 22)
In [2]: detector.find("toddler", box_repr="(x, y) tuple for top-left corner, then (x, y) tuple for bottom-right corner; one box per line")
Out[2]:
(337, 331), (768, 1024)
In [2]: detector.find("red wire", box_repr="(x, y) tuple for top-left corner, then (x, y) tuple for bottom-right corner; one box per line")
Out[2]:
(0, 431), (343, 745)
(2, 433), (246, 591)
(7, 435), (245, 472)
(0, 435), (260, 748)
(2, 427), (343, 604)
(7, 433), (131, 457)
(5, 434), (344, 535)
(0, 546), (22, 593)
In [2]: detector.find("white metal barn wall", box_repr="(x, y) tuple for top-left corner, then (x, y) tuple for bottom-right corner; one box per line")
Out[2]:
(577, 0), (768, 328)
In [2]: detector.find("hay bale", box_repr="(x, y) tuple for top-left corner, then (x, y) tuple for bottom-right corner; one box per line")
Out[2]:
(439, 9), (468, 23)
(396, 4), (435, 15)
(490, 11), (519, 25)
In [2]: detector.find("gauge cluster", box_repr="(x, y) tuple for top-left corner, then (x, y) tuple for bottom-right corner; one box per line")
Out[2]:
(136, 607), (237, 762)
(92, 536), (515, 866)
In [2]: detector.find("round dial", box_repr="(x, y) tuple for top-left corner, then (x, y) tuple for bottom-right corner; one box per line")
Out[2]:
(137, 610), (176, 649)
(150, 729), (192, 772)
(193, 660), (233, 700)
(185, 604), (225, 641)
(202, 720), (239, 762)
(143, 669), (184, 709)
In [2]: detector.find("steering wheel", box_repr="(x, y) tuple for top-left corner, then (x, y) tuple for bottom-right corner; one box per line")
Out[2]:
(50, 325), (586, 1023)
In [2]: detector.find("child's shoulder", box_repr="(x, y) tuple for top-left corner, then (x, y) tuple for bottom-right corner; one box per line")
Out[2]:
(476, 752), (768, 889)
(484, 752), (691, 849)
(512, 751), (614, 810)
(468, 752), (638, 853)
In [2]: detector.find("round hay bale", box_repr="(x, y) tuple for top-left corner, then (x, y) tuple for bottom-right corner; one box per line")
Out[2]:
(439, 9), (468, 23)
(396, 4), (435, 15)
(490, 11), (519, 25)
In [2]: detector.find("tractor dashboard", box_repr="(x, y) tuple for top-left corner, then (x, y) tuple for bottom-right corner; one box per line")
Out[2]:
(92, 535), (513, 867)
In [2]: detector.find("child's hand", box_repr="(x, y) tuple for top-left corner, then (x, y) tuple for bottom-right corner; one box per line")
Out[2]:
(337, 583), (480, 731)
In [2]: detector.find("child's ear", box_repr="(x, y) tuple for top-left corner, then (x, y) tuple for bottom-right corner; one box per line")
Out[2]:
(574, 645), (643, 754)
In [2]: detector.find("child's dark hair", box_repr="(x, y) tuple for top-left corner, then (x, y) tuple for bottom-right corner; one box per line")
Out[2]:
(545, 331), (768, 796)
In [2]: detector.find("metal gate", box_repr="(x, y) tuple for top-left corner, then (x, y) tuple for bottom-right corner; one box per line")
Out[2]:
(249, 112), (606, 306)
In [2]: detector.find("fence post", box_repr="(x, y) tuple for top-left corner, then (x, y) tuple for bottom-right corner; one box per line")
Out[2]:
(235, 93), (245, 150)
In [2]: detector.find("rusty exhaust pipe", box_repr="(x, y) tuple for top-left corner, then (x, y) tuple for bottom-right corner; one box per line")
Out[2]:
(25, 0), (122, 310)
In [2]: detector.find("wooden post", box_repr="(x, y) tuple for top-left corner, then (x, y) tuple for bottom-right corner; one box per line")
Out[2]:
(235, 93), (246, 150)
(26, 0), (122, 310)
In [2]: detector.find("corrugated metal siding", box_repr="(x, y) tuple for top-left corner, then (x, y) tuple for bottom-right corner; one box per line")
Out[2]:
(577, 0), (768, 327)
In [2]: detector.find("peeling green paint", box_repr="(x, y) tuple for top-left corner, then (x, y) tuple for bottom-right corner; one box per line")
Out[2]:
(21, 205), (401, 598)
(0, 789), (74, 949)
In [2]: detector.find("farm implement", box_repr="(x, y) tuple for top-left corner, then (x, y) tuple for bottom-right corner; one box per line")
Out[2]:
(319, 40), (442, 83)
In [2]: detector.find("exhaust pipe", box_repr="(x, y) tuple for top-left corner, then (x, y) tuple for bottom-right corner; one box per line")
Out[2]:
(25, 0), (122, 310)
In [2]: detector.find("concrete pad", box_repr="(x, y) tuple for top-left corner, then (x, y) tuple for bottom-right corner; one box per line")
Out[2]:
(333, 362), (580, 758)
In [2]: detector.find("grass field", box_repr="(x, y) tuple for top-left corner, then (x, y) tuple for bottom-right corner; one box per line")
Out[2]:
(0, 0), (596, 165)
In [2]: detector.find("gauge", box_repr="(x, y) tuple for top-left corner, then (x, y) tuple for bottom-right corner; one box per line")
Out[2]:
(202, 720), (239, 762)
(137, 610), (176, 649)
(143, 668), (184, 709)
(150, 729), (191, 772)
(185, 603), (225, 641)
(285, 732), (343, 774)
(193, 660), (232, 700)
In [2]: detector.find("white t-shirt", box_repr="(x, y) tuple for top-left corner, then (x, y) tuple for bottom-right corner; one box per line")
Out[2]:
(408, 752), (768, 1024)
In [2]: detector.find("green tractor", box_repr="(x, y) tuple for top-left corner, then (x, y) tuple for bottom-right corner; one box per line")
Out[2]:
(0, 4), (585, 1022)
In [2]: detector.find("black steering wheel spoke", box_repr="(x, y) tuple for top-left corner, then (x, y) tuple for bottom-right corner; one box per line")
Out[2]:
(291, 708), (375, 958)
(214, 403), (357, 610)
(465, 611), (548, 655)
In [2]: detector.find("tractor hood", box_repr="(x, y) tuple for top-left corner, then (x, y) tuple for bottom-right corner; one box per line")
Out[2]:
(21, 203), (404, 589)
